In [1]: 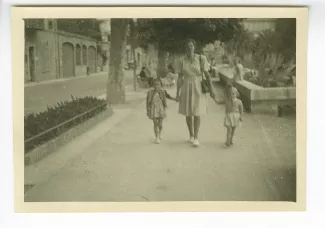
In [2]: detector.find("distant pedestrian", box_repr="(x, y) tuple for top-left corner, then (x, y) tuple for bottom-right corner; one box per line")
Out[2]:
(146, 78), (176, 144)
(215, 85), (244, 147)
(234, 58), (245, 81)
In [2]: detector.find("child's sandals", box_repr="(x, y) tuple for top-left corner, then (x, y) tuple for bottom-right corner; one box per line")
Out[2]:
(155, 137), (161, 144)
(225, 141), (233, 147)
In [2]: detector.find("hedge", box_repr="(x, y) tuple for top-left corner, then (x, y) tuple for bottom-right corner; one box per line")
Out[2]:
(24, 95), (107, 153)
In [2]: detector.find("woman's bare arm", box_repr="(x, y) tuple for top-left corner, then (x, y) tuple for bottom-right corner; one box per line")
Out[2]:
(200, 55), (215, 99)
(176, 73), (184, 99)
(203, 70), (215, 97)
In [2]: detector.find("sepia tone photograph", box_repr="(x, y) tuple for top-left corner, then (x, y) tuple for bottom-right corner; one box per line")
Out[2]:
(12, 7), (307, 212)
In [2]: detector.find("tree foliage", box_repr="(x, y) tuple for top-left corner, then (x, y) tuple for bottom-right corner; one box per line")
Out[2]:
(274, 18), (296, 62)
(136, 18), (244, 53)
(57, 19), (102, 40)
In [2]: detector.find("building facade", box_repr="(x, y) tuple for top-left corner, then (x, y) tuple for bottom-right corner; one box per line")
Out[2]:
(24, 19), (108, 83)
(125, 45), (146, 69)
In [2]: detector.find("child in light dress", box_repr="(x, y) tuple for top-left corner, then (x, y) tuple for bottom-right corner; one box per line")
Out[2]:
(146, 79), (176, 144)
(215, 85), (244, 147)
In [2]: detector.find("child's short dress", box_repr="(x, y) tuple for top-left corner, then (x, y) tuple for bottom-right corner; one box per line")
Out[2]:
(224, 99), (243, 127)
(148, 91), (166, 119)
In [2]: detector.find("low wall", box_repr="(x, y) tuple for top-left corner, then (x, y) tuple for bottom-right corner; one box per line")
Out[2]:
(75, 66), (88, 76)
(218, 67), (296, 116)
(25, 106), (113, 166)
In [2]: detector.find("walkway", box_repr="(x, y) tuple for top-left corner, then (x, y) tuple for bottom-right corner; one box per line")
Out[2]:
(24, 70), (137, 115)
(24, 84), (296, 202)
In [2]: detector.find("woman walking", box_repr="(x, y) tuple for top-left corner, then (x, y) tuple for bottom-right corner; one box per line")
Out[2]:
(175, 39), (215, 147)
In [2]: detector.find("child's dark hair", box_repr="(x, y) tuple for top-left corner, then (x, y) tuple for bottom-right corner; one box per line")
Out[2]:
(225, 82), (233, 96)
(153, 78), (163, 86)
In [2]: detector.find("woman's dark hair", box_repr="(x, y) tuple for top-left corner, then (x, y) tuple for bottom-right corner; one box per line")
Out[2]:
(184, 38), (196, 50)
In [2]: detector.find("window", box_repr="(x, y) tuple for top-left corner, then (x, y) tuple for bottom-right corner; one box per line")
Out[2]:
(48, 21), (53, 29)
(82, 45), (87, 65)
(42, 41), (50, 72)
(76, 44), (81, 66)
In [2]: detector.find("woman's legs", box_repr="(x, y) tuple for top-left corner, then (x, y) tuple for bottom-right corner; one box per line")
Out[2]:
(193, 116), (201, 139)
(185, 116), (200, 145)
(186, 116), (194, 138)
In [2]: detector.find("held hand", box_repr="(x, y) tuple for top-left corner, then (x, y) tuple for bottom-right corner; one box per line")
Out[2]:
(175, 95), (180, 102)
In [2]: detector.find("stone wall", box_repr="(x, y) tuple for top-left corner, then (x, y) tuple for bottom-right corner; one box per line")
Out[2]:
(25, 29), (59, 82)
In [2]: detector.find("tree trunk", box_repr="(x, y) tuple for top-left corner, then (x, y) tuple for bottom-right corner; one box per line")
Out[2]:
(145, 43), (158, 69)
(106, 19), (128, 104)
(157, 44), (168, 79)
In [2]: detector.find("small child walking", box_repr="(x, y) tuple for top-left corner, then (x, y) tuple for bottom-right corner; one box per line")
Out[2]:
(146, 78), (176, 144)
(215, 85), (244, 147)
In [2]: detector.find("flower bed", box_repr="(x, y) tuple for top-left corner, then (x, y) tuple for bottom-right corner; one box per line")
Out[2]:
(24, 96), (108, 153)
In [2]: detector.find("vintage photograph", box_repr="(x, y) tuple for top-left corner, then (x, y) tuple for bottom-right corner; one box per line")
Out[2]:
(11, 7), (307, 212)
(22, 17), (298, 203)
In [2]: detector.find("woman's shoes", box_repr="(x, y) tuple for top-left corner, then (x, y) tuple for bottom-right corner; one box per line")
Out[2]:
(189, 137), (199, 147)
(193, 139), (200, 147)
(155, 137), (161, 144)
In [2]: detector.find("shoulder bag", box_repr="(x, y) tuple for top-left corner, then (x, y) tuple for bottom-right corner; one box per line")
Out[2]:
(199, 55), (210, 94)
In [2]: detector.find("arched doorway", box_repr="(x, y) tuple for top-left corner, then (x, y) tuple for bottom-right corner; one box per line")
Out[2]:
(28, 46), (36, 82)
(88, 46), (96, 74)
(62, 42), (75, 78)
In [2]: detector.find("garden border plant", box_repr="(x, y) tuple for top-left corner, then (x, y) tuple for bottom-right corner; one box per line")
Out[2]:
(24, 95), (109, 154)
(223, 19), (296, 88)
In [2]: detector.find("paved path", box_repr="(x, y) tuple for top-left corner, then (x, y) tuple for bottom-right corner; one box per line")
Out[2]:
(24, 84), (296, 202)
(24, 70), (137, 115)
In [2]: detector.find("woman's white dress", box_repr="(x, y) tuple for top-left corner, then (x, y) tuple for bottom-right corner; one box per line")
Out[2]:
(177, 54), (209, 116)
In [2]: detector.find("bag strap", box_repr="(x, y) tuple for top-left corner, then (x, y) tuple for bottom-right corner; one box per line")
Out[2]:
(199, 55), (205, 80)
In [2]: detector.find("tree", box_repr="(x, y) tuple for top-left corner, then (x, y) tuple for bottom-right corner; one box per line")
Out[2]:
(106, 19), (129, 104)
(57, 19), (102, 40)
(274, 18), (296, 62)
(129, 19), (138, 91)
(137, 19), (244, 78)
(224, 26), (255, 60)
